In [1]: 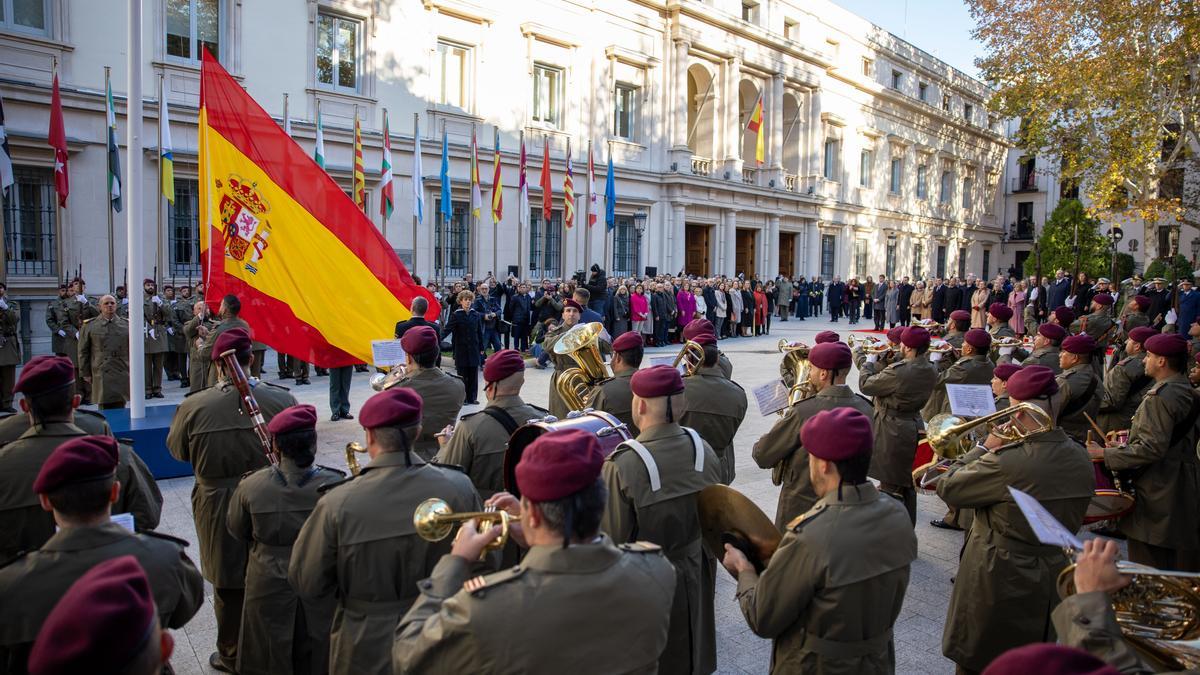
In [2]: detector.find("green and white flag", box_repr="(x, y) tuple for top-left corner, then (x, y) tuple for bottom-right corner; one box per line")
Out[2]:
(314, 106), (325, 170)
(106, 76), (122, 212)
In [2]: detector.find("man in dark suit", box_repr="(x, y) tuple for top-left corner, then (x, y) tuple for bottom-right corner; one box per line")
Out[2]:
(959, 277), (974, 313)
(827, 276), (846, 322)
(897, 276), (915, 326)
(395, 296), (442, 367)
(1047, 269), (1072, 310)
(944, 277), (963, 323)
(703, 282), (718, 324)
(931, 278), (947, 323)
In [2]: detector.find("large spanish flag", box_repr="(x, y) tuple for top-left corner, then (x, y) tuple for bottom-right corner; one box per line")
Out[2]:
(199, 50), (438, 367)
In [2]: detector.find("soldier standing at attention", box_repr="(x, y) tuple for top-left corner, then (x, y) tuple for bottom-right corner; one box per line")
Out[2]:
(1088, 332), (1200, 571)
(1098, 325), (1156, 433)
(0, 437), (203, 674)
(679, 333), (747, 484)
(437, 349), (547, 498)
(78, 294), (130, 410)
(184, 300), (216, 394)
(0, 282), (19, 413)
(0, 355), (162, 559)
(395, 429), (677, 673)
(167, 328), (297, 673)
(855, 326), (938, 525)
(938, 365), (1094, 673)
(1055, 334), (1102, 445)
(601, 365), (723, 675)
(202, 294), (252, 387)
(727, 409), (916, 674)
(227, 404), (345, 675)
(752, 341), (874, 530)
(143, 278), (169, 399)
(63, 278), (99, 404)
(290, 387), (481, 675)
(165, 284), (190, 386)
(45, 284), (69, 357)
(586, 331), (644, 436)
(394, 326), (464, 460)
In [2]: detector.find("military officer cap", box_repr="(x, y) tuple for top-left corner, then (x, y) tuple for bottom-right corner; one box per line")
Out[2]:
(886, 326), (904, 344)
(980, 643), (1120, 675)
(400, 325), (439, 356)
(1006, 365), (1059, 401)
(1097, 277), (1111, 285)
(801, 408), (872, 462)
(1133, 294), (1150, 309)
(813, 330), (840, 344)
(32, 435), (119, 494)
(1038, 323), (1067, 341)
(1053, 307), (1076, 325)
(14, 355), (74, 395)
(690, 333), (716, 346)
(515, 429), (604, 502)
(1092, 293), (1114, 306)
(988, 302), (1014, 321)
(483, 349), (525, 383)
(1182, 278), (1195, 287)
(27, 556), (159, 675)
(630, 365), (685, 398)
(611, 331), (644, 352)
(1144, 332), (1189, 357)
(1128, 326), (1158, 345)
(682, 318), (716, 341)
(964, 328), (992, 350)
(563, 299), (583, 312)
(809, 342), (852, 370)
(360, 387), (423, 429)
(949, 310), (971, 322)
(1062, 334), (1097, 355)
(268, 404), (318, 435)
(213, 327), (252, 358)
(900, 326), (931, 349)
(993, 363), (1021, 381)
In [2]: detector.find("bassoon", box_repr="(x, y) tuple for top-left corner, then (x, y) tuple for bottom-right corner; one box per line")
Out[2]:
(220, 348), (277, 465)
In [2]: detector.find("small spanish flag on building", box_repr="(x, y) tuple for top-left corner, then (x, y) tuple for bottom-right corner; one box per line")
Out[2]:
(746, 91), (764, 165)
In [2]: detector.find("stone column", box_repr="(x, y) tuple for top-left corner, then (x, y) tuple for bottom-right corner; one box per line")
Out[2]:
(670, 202), (686, 274)
(769, 72), (784, 185)
(672, 39), (689, 149)
(725, 209), (739, 277)
(840, 223), (852, 279)
(807, 221), (821, 278)
(722, 57), (742, 177)
(768, 215), (781, 277)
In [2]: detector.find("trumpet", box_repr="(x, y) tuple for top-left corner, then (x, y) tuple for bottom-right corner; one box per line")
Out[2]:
(847, 334), (882, 350)
(913, 318), (944, 336)
(413, 497), (518, 553)
(674, 339), (706, 377)
(990, 336), (1023, 354)
(912, 403), (1053, 490)
(345, 442), (369, 476)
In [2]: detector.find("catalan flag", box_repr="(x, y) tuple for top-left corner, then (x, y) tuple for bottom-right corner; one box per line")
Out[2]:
(563, 138), (574, 228)
(353, 112), (365, 211)
(198, 50), (438, 367)
(746, 91), (764, 165)
(491, 128), (503, 224)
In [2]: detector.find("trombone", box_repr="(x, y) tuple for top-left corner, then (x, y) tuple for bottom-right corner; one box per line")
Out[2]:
(673, 339), (706, 377)
(912, 403), (1053, 490)
(413, 497), (519, 553)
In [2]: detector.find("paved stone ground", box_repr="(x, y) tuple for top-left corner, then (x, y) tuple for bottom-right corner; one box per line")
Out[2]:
(145, 313), (963, 674)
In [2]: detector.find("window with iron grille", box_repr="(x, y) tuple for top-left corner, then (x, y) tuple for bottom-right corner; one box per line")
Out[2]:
(2, 166), (57, 277)
(435, 199), (471, 279)
(820, 234), (835, 278)
(169, 178), (201, 277)
(612, 215), (637, 277)
(529, 209), (562, 278)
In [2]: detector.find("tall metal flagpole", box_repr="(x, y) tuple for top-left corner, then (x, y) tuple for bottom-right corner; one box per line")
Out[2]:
(517, 129), (524, 278)
(156, 74), (164, 284)
(585, 139), (592, 269)
(105, 66), (116, 292)
(412, 113), (419, 278)
(127, 0), (146, 419)
(492, 126), (499, 277)
(603, 140), (611, 273)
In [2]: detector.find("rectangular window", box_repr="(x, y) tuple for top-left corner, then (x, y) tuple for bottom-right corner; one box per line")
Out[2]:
(940, 170), (953, 204)
(963, 103), (973, 124)
(529, 209), (563, 278)
(889, 157), (902, 193)
(890, 69), (902, 89)
(532, 63), (564, 128)
(885, 239), (897, 278)
(1, 166), (57, 277)
(783, 19), (797, 40)
(861, 57), (873, 77)
(1158, 226), (1172, 257)
(0, 0), (49, 35)
(936, 245), (947, 279)
(823, 139), (839, 180)
(435, 199), (472, 279)
(957, 246), (967, 279)
(982, 249), (991, 279)
(168, 178), (201, 277)
(316, 12), (361, 93)
(916, 164), (927, 199)
(613, 82), (639, 140)
(918, 82), (928, 102)
(166, 0), (219, 62)
(855, 239), (867, 279)
(962, 177), (974, 209)
(741, 1), (758, 23)
(942, 94), (951, 112)
(859, 149), (872, 188)
(612, 215), (638, 277)
(820, 234), (836, 278)
(435, 40), (471, 110)
(913, 243), (924, 279)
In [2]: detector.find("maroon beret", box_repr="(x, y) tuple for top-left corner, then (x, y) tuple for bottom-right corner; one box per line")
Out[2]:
(964, 329), (992, 350)
(993, 363), (1022, 381)
(682, 319), (716, 341)
(1006, 365), (1059, 401)
(33, 435), (119, 494)
(1128, 326), (1158, 345)
(142, 277), (154, 285)
(400, 325), (439, 355)
(612, 331), (644, 351)
(483, 349), (525, 383)
(690, 333), (716, 346)
(267, 404), (317, 435)
(28, 556), (157, 675)
(1133, 295), (1151, 310)
(212, 327), (252, 358)
(359, 387), (423, 429)
(814, 330), (840, 344)
(1038, 323), (1067, 341)
(886, 327), (904, 344)
(981, 643), (1120, 675)
(14, 355), (75, 395)
(515, 429), (604, 502)
(1062, 334), (1097, 355)
(563, 299), (583, 312)
(809, 342), (852, 370)
(1092, 293), (1114, 306)
(949, 310), (971, 322)
(1145, 332), (1189, 357)
(900, 326), (931, 349)
(801, 408), (872, 462)
(630, 365), (685, 398)
(989, 303), (1014, 321)
(1054, 307), (1076, 325)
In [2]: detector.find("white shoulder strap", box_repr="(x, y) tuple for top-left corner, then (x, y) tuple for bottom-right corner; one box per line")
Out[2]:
(682, 427), (705, 472)
(619, 440), (662, 492)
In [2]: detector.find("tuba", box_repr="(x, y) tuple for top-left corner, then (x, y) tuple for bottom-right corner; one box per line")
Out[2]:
(553, 322), (611, 412)
(673, 340), (706, 377)
(912, 403), (1053, 490)
(345, 442), (369, 476)
(413, 497), (518, 553)
(777, 339), (814, 407)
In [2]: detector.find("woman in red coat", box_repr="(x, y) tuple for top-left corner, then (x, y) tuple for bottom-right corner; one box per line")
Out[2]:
(753, 281), (768, 336)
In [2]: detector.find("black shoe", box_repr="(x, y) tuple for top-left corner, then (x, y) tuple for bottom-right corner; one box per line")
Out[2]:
(0, 407), (15, 414)
(929, 519), (963, 531)
(330, 413), (341, 421)
(340, 412), (354, 420)
(180, 379), (190, 388)
(296, 379), (310, 385)
(209, 652), (236, 673)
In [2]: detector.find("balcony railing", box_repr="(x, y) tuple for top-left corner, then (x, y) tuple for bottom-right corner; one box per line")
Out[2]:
(783, 173), (797, 192)
(1011, 174), (1042, 193)
(742, 167), (758, 185)
(690, 156), (712, 176)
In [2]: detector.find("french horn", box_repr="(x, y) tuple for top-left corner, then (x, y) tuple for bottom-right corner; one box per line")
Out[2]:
(553, 322), (611, 412)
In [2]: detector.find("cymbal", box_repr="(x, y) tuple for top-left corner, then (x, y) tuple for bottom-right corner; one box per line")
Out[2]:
(697, 485), (781, 572)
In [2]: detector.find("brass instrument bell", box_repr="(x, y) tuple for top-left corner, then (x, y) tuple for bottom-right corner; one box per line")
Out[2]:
(413, 497), (517, 552)
(913, 403), (1053, 490)
(673, 339), (706, 377)
(990, 336), (1023, 354)
(553, 322), (611, 411)
(777, 339), (814, 407)
(370, 363), (407, 392)
(345, 442), (369, 476)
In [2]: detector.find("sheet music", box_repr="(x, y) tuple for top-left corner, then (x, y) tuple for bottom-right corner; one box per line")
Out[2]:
(947, 384), (997, 417)
(752, 380), (790, 417)
(371, 339), (407, 367)
(1008, 486), (1083, 551)
(648, 355), (687, 375)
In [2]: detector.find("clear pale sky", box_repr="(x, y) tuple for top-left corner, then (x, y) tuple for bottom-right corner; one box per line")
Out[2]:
(833, 0), (986, 79)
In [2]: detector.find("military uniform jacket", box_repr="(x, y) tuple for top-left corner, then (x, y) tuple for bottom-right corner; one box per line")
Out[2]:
(78, 314), (130, 404)
(587, 369), (639, 437)
(936, 430), (1094, 670)
(0, 421), (162, 560)
(0, 408), (111, 446)
(601, 422), (722, 675)
(143, 294), (169, 354)
(436, 394), (546, 497)
(44, 298), (69, 354)
(227, 459), (345, 675)
(987, 322), (1017, 340)
(168, 300), (190, 353)
(736, 484), (916, 675)
(716, 352), (733, 379)
(751, 385), (874, 529)
(1051, 591), (1154, 675)
(166, 380), (296, 587)
(922, 354), (994, 422)
(184, 314), (217, 391)
(289, 453), (481, 675)
(1021, 346), (1062, 373)
(679, 365), (748, 485)
(858, 357), (938, 486)
(1076, 309), (1116, 346)
(1103, 374), (1200, 549)
(396, 367), (465, 460)
(1056, 364), (1102, 444)
(0, 301), (19, 367)
(935, 331), (966, 373)
(203, 316), (251, 385)
(394, 536), (676, 675)
(1099, 351), (1151, 433)
(0, 523), (203, 674)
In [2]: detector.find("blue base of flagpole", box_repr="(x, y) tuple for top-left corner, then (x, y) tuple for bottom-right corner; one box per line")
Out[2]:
(102, 404), (192, 480)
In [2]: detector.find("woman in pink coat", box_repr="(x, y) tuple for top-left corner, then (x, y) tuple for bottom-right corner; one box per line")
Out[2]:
(676, 280), (697, 329)
(1008, 281), (1027, 335)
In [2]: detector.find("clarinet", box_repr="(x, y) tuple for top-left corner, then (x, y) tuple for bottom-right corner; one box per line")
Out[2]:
(220, 348), (278, 465)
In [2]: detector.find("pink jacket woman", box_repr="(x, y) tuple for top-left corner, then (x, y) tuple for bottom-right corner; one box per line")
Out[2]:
(676, 289), (697, 328)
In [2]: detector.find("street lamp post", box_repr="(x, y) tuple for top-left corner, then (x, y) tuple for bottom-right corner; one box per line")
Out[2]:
(633, 209), (647, 277)
(1170, 224), (1182, 314)
(1107, 226), (1123, 284)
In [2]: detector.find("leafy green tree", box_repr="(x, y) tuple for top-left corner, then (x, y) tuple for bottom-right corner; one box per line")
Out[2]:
(1144, 254), (1194, 282)
(1023, 199), (1110, 279)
